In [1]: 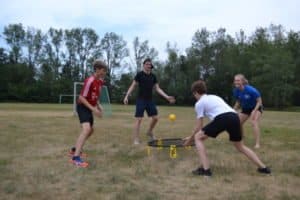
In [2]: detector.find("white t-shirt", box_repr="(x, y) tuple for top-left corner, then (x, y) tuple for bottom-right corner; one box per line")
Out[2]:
(195, 94), (235, 120)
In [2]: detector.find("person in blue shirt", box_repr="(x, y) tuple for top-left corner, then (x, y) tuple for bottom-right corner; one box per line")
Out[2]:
(183, 80), (270, 176)
(233, 74), (263, 149)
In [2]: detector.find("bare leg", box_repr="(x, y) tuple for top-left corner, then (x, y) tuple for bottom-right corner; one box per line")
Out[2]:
(133, 118), (143, 144)
(86, 127), (94, 139)
(147, 115), (158, 139)
(194, 131), (210, 169)
(74, 123), (92, 156)
(250, 111), (262, 148)
(233, 141), (266, 168)
(238, 112), (249, 124)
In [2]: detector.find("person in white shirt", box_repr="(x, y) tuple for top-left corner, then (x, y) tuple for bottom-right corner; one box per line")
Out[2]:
(183, 80), (271, 176)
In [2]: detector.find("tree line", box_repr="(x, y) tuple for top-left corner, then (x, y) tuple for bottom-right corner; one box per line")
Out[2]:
(0, 23), (299, 108)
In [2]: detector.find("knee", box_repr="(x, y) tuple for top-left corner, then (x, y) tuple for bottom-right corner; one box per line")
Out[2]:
(194, 131), (206, 142)
(234, 142), (244, 152)
(250, 119), (258, 127)
(152, 116), (158, 122)
(83, 126), (92, 135)
(136, 118), (143, 125)
(194, 131), (202, 140)
(88, 128), (94, 136)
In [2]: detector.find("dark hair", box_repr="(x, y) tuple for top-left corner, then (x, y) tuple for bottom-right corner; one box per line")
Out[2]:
(191, 80), (207, 95)
(143, 58), (151, 64)
(93, 60), (107, 71)
(143, 58), (154, 68)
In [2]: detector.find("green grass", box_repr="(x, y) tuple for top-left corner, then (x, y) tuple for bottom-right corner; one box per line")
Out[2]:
(0, 103), (300, 200)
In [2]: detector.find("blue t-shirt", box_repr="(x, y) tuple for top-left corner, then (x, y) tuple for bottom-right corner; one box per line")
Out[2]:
(233, 85), (261, 109)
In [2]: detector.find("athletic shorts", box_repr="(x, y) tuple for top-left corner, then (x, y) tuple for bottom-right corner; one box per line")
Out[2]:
(77, 104), (94, 126)
(241, 105), (263, 115)
(135, 99), (158, 117)
(202, 112), (242, 142)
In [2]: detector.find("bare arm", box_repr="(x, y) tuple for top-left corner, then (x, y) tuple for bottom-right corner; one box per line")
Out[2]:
(183, 117), (204, 146)
(123, 80), (137, 105)
(254, 97), (262, 111)
(154, 84), (175, 103)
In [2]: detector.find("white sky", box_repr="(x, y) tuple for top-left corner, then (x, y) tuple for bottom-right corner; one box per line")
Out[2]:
(1, 0), (300, 60)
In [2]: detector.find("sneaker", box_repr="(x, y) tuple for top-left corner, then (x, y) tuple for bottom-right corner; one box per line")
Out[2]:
(69, 157), (89, 168)
(257, 167), (271, 174)
(68, 147), (87, 158)
(146, 132), (156, 141)
(133, 139), (140, 145)
(192, 167), (212, 177)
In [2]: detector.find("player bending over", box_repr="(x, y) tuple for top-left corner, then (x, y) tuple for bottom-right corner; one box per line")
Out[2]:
(183, 80), (271, 176)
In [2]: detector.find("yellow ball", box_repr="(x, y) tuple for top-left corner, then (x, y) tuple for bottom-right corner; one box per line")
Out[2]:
(168, 114), (176, 121)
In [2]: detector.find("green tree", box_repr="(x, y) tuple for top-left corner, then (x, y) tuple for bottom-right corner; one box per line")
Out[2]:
(101, 32), (129, 84)
(133, 37), (158, 72)
(3, 23), (25, 63)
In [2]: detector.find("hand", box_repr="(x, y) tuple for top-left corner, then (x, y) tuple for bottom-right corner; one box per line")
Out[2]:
(167, 96), (176, 104)
(98, 104), (104, 112)
(183, 136), (194, 146)
(123, 96), (128, 105)
(93, 107), (102, 118)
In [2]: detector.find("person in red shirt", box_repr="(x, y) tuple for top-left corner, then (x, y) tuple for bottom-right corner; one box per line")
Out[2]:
(69, 60), (107, 167)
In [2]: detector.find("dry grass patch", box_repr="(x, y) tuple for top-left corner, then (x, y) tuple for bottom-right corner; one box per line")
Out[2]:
(0, 103), (299, 200)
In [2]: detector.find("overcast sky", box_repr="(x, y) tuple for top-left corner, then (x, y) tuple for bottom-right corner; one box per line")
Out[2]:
(1, 0), (300, 60)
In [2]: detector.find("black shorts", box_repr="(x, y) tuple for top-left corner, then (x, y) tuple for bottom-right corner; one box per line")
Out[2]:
(135, 99), (158, 117)
(241, 105), (263, 115)
(202, 112), (242, 142)
(77, 104), (94, 126)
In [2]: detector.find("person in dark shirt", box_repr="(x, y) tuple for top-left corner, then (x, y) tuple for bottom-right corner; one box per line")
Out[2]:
(124, 58), (175, 144)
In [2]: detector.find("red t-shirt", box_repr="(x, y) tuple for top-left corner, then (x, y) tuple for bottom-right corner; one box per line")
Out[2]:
(78, 75), (104, 106)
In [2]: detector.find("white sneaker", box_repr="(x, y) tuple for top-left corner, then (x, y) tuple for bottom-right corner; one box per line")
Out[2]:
(133, 139), (140, 145)
(147, 132), (156, 141)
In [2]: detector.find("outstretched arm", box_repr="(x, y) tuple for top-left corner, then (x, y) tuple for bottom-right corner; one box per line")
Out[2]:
(123, 80), (137, 105)
(154, 84), (175, 103)
(183, 117), (203, 146)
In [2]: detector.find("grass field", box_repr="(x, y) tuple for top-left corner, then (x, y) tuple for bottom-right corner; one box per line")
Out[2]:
(0, 103), (299, 200)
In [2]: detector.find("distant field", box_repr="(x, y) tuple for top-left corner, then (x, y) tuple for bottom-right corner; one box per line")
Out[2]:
(0, 103), (299, 200)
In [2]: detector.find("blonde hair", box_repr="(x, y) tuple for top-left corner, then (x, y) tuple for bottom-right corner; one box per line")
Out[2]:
(234, 74), (248, 85)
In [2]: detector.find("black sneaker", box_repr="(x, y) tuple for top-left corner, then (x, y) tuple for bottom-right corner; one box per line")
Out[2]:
(257, 167), (271, 174)
(192, 167), (212, 177)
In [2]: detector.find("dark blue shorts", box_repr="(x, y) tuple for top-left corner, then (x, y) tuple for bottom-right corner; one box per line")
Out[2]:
(241, 105), (263, 115)
(77, 104), (94, 126)
(135, 99), (158, 117)
(202, 112), (242, 142)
